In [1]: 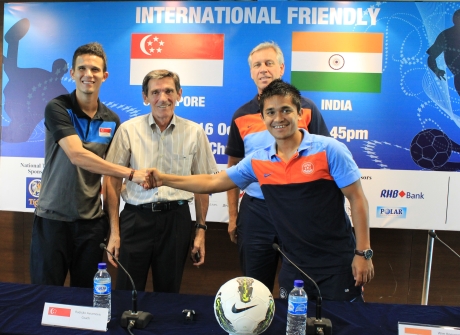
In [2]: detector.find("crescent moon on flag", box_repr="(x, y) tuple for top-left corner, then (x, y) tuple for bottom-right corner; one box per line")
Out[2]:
(49, 308), (56, 315)
(140, 34), (152, 56)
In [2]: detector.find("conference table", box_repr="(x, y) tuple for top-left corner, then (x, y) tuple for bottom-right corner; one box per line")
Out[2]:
(0, 282), (459, 334)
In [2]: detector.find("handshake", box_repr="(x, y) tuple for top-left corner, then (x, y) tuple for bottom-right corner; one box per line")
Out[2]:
(129, 168), (225, 195)
(133, 168), (163, 190)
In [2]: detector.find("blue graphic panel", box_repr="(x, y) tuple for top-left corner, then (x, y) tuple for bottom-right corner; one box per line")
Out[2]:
(2, 1), (460, 171)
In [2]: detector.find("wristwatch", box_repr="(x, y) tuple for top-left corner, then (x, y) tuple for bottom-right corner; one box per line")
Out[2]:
(195, 223), (208, 231)
(354, 249), (373, 260)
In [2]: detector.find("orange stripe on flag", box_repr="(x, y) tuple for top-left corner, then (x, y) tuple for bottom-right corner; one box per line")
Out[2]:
(403, 328), (432, 335)
(292, 32), (383, 53)
(48, 307), (71, 317)
(131, 34), (224, 59)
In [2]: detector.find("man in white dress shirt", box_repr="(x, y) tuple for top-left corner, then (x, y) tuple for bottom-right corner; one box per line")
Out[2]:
(104, 69), (217, 292)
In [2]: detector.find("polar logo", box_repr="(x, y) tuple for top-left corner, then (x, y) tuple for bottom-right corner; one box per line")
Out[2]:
(301, 162), (314, 175)
(376, 206), (407, 218)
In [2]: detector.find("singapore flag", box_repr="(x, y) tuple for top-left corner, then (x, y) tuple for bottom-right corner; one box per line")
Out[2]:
(130, 33), (224, 87)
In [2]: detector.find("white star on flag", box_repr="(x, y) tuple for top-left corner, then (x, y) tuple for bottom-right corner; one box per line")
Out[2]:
(130, 33), (224, 87)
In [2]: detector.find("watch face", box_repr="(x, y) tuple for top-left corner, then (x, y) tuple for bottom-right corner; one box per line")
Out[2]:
(363, 249), (373, 260)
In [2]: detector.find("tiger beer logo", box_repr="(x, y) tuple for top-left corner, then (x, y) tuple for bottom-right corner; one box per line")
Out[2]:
(237, 278), (254, 303)
(28, 179), (41, 197)
(26, 177), (41, 209)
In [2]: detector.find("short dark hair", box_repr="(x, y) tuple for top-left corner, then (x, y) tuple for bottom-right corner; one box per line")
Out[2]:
(259, 79), (302, 115)
(72, 42), (108, 72)
(142, 69), (181, 96)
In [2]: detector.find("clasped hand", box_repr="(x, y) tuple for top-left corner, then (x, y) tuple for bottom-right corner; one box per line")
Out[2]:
(138, 168), (162, 190)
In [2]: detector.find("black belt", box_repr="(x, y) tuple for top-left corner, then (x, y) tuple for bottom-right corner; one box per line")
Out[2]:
(134, 200), (187, 212)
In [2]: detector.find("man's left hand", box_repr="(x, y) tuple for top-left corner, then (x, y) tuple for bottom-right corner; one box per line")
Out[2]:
(191, 231), (205, 267)
(352, 255), (374, 286)
(106, 234), (120, 268)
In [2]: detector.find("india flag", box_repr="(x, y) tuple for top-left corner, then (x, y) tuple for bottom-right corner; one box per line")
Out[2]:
(130, 33), (224, 87)
(291, 32), (383, 93)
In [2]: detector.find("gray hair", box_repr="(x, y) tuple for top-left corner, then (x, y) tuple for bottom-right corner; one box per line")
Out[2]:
(247, 41), (284, 68)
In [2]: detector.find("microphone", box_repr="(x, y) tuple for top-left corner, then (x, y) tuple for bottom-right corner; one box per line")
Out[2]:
(428, 231), (460, 259)
(99, 243), (152, 329)
(272, 243), (332, 335)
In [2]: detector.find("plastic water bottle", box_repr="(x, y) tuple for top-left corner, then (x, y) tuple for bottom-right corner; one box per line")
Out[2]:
(286, 279), (307, 335)
(93, 262), (111, 322)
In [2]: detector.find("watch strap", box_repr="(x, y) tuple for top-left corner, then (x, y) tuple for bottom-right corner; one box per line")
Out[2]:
(354, 249), (365, 256)
(195, 223), (208, 231)
(354, 249), (373, 260)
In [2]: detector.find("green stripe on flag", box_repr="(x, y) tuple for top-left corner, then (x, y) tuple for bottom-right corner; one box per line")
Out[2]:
(291, 71), (381, 93)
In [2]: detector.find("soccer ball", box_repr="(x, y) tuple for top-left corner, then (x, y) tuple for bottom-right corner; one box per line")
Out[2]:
(214, 277), (275, 335)
(410, 129), (452, 169)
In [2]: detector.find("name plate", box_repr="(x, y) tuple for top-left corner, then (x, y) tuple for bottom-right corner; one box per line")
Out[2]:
(399, 322), (460, 335)
(41, 302), (108, 332)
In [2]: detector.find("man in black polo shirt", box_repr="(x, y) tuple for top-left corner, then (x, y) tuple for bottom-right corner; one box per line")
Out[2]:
(30, 43), (149, 288)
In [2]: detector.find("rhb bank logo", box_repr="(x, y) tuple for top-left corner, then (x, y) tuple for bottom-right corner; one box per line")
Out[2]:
(377, 206), (407, 218)
(26, 177), (41, 208)
(380, 189), (424, 199)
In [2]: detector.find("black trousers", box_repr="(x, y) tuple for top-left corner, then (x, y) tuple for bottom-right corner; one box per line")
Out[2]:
(116, 203), (192, 293)
(30, 215), (109, 288)
(278, 263), (363, 302)
(237, 194), (280, 292)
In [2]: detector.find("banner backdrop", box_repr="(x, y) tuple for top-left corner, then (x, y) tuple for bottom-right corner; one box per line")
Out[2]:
(1, 1), (460, 230)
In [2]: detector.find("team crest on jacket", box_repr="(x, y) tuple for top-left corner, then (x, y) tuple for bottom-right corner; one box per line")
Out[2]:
(302, 162), (314, 175)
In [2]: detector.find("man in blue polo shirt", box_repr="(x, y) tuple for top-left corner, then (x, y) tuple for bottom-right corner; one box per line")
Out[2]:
(225, 42), (329, 293)
(149, 79), (374, 301)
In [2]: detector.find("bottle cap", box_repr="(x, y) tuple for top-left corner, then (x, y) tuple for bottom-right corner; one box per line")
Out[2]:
(294, 279), (304, 288)
(98, 263), (107, 270)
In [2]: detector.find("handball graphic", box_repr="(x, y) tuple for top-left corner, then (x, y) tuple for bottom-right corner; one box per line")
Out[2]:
(214, 277), (275, 335)
(410, 129), (452, 169)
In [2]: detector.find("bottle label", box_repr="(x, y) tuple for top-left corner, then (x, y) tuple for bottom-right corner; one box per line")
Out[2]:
(288, 301), (307, 315)
(94, 283), (111, 295)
